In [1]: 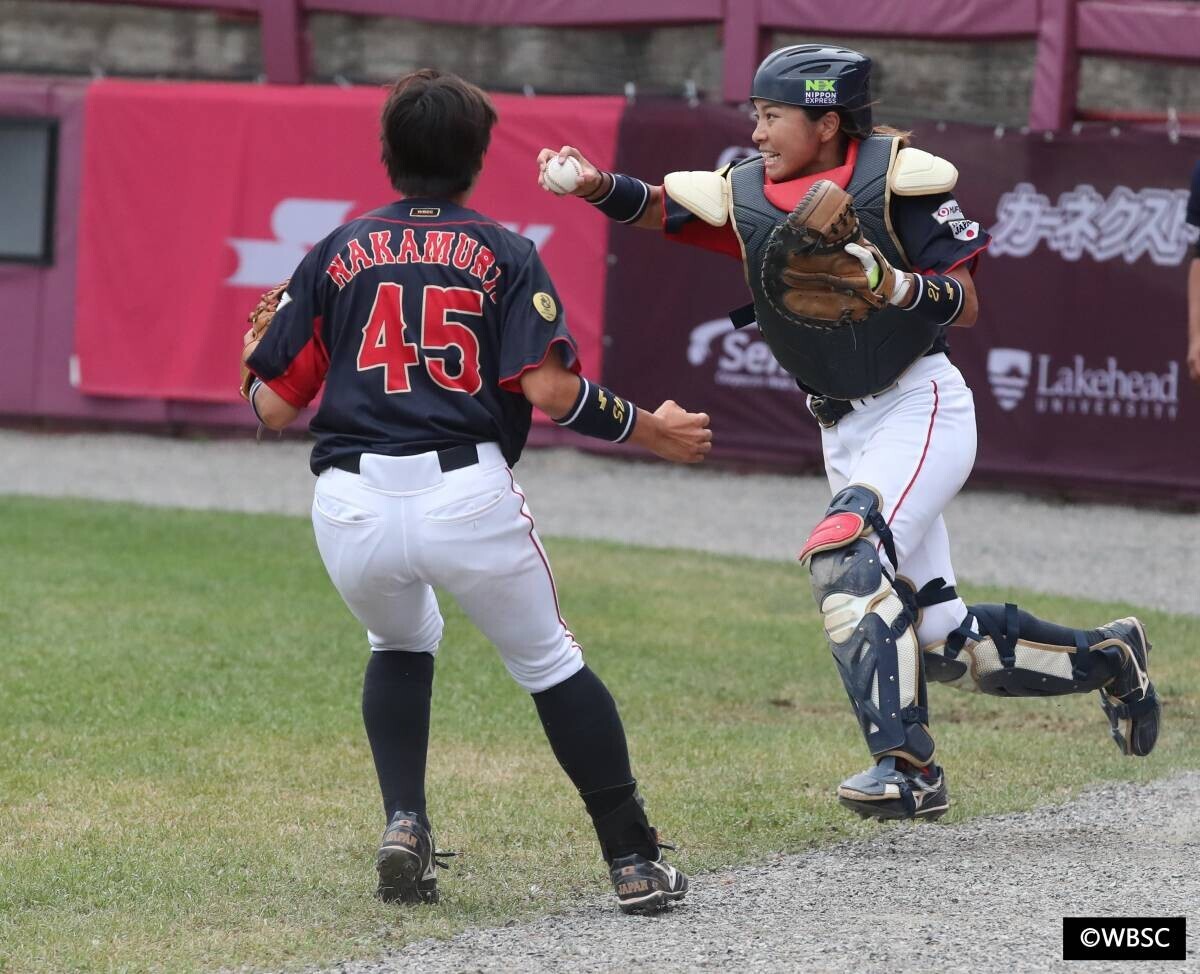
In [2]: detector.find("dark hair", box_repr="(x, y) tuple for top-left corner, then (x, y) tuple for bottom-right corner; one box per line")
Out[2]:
(380, 69), (498, 198)
(801, 106), (912, 148)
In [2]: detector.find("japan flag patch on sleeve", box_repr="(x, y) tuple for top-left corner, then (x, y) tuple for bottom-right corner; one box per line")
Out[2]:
(949, 219), (981, 242)
(933, 198), (980, 241)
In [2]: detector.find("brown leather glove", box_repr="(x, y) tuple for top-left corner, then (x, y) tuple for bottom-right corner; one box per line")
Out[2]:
(239, 280), (289, 400)
(762, 180), (900, 330)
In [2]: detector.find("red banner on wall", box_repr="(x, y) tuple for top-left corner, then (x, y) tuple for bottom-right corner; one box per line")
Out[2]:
(74, 81), (622, 402)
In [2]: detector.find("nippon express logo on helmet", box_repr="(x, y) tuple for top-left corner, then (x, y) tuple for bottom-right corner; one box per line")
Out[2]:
(803, 79), (838, 106)
(1062, 917), (1185, 961)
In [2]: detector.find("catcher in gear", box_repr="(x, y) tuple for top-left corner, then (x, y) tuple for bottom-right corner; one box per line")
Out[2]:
(537, 43), (1160, 822)
(240, 69), (699, 913)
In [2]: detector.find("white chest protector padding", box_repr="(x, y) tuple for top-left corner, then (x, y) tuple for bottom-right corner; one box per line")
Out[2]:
(889, 148), (958, 196)
(662, 170), (732, 227)
(665, 148), (956, 223)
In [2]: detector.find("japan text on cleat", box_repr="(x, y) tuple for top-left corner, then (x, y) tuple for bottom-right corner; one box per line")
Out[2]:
(375, 811), (455, 904)
(610, 848), (689, 914)
(1096, 617), (1161, 757)
(836, 756), (949, 821)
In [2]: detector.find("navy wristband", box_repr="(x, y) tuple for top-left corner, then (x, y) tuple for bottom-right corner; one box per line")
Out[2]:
(589, 172), (651, 224)
(554, 378), (638, 442)
(900, 273), (965, 326)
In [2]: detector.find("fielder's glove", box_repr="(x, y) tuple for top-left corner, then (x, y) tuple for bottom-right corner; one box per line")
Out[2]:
(239, 280), (289, 401)
(762, 180), (911, 330)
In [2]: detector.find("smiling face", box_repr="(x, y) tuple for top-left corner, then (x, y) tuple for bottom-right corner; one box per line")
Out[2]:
(750, 99), (845, 181)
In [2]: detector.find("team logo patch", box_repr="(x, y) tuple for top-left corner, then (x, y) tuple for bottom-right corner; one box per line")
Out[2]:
(931, 199), (963, 224)
(533, 292), (558, 321)
(950, 219), (980, 242)
(410, 207), (441, 218)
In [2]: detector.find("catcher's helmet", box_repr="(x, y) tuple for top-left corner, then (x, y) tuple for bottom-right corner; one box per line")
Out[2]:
(751, 45), (873, 139)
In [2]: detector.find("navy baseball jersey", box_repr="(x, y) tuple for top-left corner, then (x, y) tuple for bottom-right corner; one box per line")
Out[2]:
(247, 199), (579, 473)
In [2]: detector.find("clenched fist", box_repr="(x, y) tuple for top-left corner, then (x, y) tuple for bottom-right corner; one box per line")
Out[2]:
(632, 399), (713, 464)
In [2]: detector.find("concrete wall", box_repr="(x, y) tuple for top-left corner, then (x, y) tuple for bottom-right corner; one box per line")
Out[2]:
(308, 17), (723, 98)
(3, 1), (1199, 125)
(0, 1), (262, 79)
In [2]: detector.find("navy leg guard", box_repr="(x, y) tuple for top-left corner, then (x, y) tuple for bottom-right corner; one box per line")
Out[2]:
(809, 520), (934, 764)
(933, 603), (1126, 697)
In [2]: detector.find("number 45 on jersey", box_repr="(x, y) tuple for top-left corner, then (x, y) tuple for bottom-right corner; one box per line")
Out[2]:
(357, 282), (483, 395)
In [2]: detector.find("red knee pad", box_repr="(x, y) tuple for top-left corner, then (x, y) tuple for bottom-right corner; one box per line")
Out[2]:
(799, 512), (866, 564)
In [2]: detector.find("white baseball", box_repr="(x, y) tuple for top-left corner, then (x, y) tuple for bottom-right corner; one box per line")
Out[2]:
(543, 156), (582, 195)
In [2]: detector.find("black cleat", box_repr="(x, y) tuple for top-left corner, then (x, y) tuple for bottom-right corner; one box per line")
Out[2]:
(375, 811), (453, 904)
(837, 756), (950, 821)
(610, 850), (689, 914)
(1097, 617), (1160, 757)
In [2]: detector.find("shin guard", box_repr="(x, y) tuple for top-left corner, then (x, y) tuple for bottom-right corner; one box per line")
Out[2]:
(803, 486), (933, 765)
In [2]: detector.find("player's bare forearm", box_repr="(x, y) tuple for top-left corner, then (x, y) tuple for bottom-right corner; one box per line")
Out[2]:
(521, 355), (711, 462)
(632, 184), (665, 230)
(946, 266), (978, 327)
(251, 381), (301, 430)
(520, 354), (583, 419)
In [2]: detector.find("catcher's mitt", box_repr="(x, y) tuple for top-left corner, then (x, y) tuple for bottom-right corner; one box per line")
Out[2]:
(761, 180), (897, 331)
(239, 280), (289, 400)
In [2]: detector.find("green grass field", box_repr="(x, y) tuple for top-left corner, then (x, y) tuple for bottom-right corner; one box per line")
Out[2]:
(1, 495), (1196, 973)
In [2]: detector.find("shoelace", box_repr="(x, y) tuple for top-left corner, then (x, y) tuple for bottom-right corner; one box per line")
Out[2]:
(648, 825), (677, 855)
(433, 849), (457, 869)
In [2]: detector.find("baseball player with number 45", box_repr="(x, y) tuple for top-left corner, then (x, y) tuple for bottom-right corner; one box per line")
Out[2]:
(241, 69), (706, 912)
(539, 44), (1161, 821)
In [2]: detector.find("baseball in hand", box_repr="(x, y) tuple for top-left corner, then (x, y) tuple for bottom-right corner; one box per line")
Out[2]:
(543, 156), (582, 195)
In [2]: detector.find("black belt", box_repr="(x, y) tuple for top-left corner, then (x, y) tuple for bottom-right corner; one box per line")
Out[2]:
(808, 396), (855, 429)
(330, 443), (480, 475)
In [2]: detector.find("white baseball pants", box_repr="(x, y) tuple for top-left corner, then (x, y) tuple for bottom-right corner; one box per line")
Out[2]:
(310, 442), (584, 692)
(819, 353), (977, 649)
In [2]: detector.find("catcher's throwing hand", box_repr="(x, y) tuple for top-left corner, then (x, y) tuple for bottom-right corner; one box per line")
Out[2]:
(763, 180), (911, 329)
(536, 145), (605, 198)
(239, 280), (290, 400)
(632, 400), (713, 464)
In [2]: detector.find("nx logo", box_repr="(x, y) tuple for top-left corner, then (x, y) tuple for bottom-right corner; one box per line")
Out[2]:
(228, 198), (555, 288)
(987, 348), (1033, 411)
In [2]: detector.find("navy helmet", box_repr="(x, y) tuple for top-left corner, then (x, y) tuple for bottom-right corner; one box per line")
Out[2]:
(751, 45), (874, 139)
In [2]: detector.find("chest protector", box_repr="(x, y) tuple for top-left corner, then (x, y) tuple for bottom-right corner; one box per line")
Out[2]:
(730, 136), (940, 399)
